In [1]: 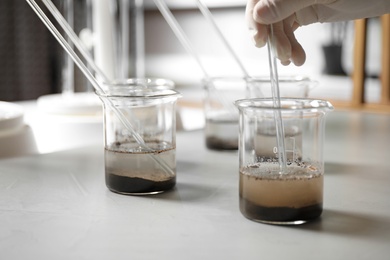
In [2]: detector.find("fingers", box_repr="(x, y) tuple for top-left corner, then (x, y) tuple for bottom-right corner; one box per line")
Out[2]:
(267, 17), (306, 66)
(246, 1), (268, 47)
(251, 26), (268, 48)
(284, 17), (306, 66)
(269, 21), (291, 65)
(253, 0), (315, 24)
(246, 0), (308, 66)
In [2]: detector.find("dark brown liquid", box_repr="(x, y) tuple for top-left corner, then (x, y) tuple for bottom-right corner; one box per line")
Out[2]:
(106, 173), (176, 194)
(104, 146), (176, 195)
(239, 164), (323, 223)
(206, 136), (238, 150)
(240, 196), (322, 222)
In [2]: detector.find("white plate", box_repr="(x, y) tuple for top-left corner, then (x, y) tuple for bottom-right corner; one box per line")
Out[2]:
(0, 101), (24, 131)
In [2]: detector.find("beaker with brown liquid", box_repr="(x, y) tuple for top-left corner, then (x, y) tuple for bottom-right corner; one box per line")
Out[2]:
(235, 98), (333, 224)
(203, 77), (315, 151)
(97, 78), (180, 195)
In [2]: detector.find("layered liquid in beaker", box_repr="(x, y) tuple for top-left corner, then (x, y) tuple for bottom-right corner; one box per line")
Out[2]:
(239, 162), (323, 224)
(105, 141), (176, 195)
(205, 115), (238, 150)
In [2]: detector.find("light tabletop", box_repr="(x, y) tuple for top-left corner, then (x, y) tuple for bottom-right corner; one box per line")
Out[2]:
(0, 110), (389, 259)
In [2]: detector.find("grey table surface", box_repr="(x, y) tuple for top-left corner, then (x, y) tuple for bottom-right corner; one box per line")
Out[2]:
(0, 110), (389, 259)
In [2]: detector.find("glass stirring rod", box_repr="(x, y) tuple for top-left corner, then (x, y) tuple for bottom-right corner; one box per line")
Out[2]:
(267, 24), (288, 174)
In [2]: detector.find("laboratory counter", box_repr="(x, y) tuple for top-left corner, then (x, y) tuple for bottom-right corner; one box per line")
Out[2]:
(0, 110), (390, 259)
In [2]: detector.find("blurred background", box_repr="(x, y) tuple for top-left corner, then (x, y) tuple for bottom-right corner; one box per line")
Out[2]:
(0, 0), (387, 157)
(0, 0), (383, 103)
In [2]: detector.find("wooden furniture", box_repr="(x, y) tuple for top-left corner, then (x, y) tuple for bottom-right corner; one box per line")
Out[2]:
(351, 14), (390, 111)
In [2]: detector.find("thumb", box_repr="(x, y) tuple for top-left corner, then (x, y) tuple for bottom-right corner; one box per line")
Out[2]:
(253, 0), (317, 24)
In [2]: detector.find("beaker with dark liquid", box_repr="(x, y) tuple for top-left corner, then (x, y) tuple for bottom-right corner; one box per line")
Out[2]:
(97, 78), (180, 195)
(235, 98), (333, 225)
(202, 77), (249, 151)
(202, 77), (315, 151)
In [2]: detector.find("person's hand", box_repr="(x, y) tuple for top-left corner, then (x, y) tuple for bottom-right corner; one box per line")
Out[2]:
(247, 0), (390, 66)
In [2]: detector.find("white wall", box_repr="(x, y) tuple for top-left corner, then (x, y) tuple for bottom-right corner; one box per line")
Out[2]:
(143, 6), (382, 102)
(144, 7), (329, 85)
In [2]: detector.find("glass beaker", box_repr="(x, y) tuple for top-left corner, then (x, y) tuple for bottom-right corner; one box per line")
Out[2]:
(235, 98), (333, 225)
(246, 76), (316, 98)
(203, 77), (246, 150)
(202, 76), (314, 151)
(96, 78), (180, 195)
